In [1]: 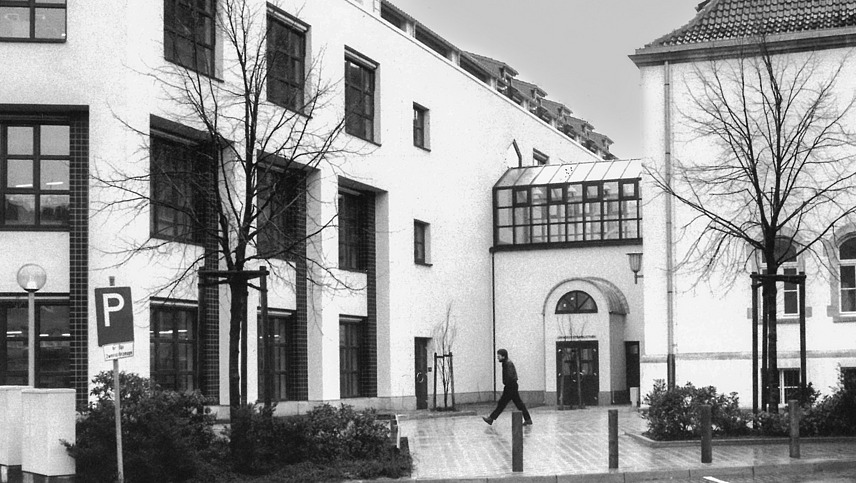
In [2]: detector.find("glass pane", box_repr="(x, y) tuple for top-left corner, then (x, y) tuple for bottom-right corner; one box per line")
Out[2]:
(40, 194), (69, 225)
(549, 223), (565, 242)
(549, 186), (564, 202)
(514, 189), (528, 205)
(603, 181), (619, 200)
(532, 224), (547, 243)
(842, 266), (855, 289)
(496, 189), (512, 207)
(5, 195), (36, 224)
(531, 186), (547, 205)
(622, 182), (637, 198)
(531, 205), (547, 223)
(40, 305), (69, 336)
(34, 8), (65, 39)
(40, 126), (70, 155)
(784, 293), (798, 314)
(497, 208), (512, 226)
(7, 127), (33, 154)
(604, 221), (620, 239)
(7, 159), (33, 188)
(621, 200), (638, 218)
(567, 203), (583, 222)
(586, 221), (601, 240)
(497, 227), (512, 245)
(40, 160), (69, 190)
(568, 223), (583, 241)
(548, 204), (564, 222)
(0, 7), (30, 38)
(841, 239), (856, 260)
(622, 220), (639, 239)
(585, 202), (602, 219)
(604, 201), (620, 219)
(585, 185), (599, 200)
(513, 207), (529, 225)
(158, 343), (174, 370)
(514, 226), (529, 244)
(567, 184), (582, 202)
(178, 343), (191, 370)
(176, 312), (191, 339)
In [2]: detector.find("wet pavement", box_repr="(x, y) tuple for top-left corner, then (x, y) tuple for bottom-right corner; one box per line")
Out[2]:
(396, 404), (856, 482)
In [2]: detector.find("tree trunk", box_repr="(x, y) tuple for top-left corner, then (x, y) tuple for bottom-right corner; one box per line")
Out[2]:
(763, 277), (779, 413)
(228, 279), (249, 422)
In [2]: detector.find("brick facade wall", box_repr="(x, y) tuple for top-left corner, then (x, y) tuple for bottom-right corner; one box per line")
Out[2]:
(69, 111), (89, 409)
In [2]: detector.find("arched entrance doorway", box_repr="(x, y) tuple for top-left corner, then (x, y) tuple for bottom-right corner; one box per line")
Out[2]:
(556, 290), (599, 407)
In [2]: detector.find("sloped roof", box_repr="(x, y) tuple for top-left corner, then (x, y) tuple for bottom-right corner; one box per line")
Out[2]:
(510, 78), (547, 99)
(646, 0), (856, 47)
(463, 51), (519, 78)
(494, 160), (642, 189)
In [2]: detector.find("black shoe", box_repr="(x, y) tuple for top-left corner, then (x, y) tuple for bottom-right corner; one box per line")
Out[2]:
(482, 416), (493, 425)
(523, 420), (533, 426)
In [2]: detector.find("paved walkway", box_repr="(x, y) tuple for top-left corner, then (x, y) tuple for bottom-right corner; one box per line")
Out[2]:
(396, 404), (856, 482)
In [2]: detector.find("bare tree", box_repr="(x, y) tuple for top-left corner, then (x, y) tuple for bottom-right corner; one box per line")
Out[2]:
(95, 0), (359, 424)
(431, 302), (457, 410)
(647, 39), (856, 411)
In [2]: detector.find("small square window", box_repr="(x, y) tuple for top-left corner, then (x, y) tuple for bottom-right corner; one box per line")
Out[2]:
(0, 1), (66, 41)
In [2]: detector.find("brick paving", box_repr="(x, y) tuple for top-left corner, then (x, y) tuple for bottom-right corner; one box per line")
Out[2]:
(397, 405), (856, 481)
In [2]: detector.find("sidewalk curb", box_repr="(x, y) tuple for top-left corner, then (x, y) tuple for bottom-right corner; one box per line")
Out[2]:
(626, 431), (856, 447)
(393, 458), (856, 482)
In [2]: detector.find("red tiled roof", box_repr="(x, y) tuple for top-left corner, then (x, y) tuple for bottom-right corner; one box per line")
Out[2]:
(647, 0), (856, 47)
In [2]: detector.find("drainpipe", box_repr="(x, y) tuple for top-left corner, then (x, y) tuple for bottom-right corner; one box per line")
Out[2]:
(491, 249), (497, 400)
(664, 61), (676, 389)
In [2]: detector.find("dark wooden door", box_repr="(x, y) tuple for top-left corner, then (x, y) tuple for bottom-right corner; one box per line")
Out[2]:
(625, 341), (640, 388)
(414, 338), (429, 409)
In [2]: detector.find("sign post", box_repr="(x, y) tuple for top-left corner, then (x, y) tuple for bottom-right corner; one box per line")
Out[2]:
(95, 279), (134, 483)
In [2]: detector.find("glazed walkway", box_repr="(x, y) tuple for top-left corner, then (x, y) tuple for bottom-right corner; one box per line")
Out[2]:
(396, 405), (856, 482)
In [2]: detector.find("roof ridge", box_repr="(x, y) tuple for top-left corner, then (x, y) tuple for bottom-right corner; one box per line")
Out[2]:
(644, 0), (723, 48)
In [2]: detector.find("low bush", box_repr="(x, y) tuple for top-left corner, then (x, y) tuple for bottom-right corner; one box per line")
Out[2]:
(64, 372), (216, 483)
(644, 380), (751, 440)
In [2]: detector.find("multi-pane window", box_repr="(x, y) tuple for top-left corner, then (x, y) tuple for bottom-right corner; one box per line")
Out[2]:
(1, 123), (70, 227)
(257, 168), (305, 260)
(344, 54), (376, 142)
(413, 104), (428, 149)
(267, 13), (306, 111)
(556, 291), (597, 314)
(780, 368), (800, 403)
(339, 317), (363, 398)
(414, 220), (429, 264)
(164, 0), (216, 76)
(338, 190), (366, 271)
(150, 134), (206, 243)
(150, 304), (197, 392)
(840, 238), (856, 313)
(495, 179), (641, 246)
(0, 0), (66, 41)
(0, 301), (71, 387)
(764, 237), (800, 317)
(257, 312), (290, 402)
(533, 149), (549, 166)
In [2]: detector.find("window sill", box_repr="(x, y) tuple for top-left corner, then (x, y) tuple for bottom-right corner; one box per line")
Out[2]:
(0, 225), (70, 232)
(345, 131), (382, 147)
(414, 144), (431, 152)
(491, 237), (643, 252)
(832, 315), (856, 323)
(164, 58), (223, 82)
(338, 267), (368, 274)
(151, 233), (206, 247)
(0, 38), (66, 43)
(267, 98), (311, 119)
(415, 261), (433, 267)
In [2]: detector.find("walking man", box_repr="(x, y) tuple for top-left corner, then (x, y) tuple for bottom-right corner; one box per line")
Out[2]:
(483, 348), (533, 425)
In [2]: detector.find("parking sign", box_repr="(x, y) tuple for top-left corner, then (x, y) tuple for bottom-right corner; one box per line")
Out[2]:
(95, 287), (134, 359)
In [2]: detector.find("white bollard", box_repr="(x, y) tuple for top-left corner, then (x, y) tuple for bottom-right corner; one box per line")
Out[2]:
(0, 386), (27, 483)
(21, 389), (76, 480)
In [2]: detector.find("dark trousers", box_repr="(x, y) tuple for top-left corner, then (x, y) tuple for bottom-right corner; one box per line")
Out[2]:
(489, 382), (532, 421)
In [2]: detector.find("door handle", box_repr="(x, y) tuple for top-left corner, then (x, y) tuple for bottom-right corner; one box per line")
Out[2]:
(416, 372), (425, 383)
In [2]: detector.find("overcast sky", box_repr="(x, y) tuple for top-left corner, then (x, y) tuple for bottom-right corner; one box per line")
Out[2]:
(388, 0), (700, 159)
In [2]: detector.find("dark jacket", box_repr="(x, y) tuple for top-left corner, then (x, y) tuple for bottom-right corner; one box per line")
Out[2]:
(501, 359), (519, 386)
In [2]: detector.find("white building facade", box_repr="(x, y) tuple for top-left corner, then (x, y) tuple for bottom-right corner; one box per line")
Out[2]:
(0, 0), (643, 414)
(632, 0), (856, 406)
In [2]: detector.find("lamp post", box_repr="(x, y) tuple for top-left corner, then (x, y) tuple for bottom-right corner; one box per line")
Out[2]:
(627, 252), (643, 284)
(17, 263), (47, 387)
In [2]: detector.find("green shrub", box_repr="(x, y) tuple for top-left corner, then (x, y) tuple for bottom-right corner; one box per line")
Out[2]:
(644, 380), (751, 440)
(64, 372), (216, 483)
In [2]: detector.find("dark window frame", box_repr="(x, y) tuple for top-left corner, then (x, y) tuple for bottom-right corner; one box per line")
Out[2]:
(266, 11), (307, 112)
(257, 310), (291, 402)
(555, 290), (598, 314)
(344, 52), (377, 143)
(839, 237), (856, 314)
(413, 103), (428, 149)
(0, 299), (71, 387)
(257, 167), (306, 261)
(164, 0), (216, 77)
(414, 220), (428, 265)
(339, 317), (363, 398)
(150, 303), (198, 392)
(149, 132), (208, 244)
(338, 190), (366, 271)
(533, 149), (549, 166)
(0, 0), (66, 42)
(1, 122), (71, 229)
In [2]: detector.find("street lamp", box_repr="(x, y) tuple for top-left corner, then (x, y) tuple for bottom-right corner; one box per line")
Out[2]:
(17, 263), (46, 387)
(627, 252), (643, 284)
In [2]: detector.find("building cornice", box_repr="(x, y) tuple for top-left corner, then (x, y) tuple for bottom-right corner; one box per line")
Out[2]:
(630, 26), (856, 67)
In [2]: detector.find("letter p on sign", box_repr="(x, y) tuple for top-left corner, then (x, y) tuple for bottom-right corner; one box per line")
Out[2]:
(95, 287), (134, 346)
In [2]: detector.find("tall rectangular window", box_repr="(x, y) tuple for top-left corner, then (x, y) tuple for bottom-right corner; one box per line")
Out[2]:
(164, 0), (216, 76)
(150, 134), (206, 243)
(150, 304), (197, 392)
(414, 220), (429, 264)
(782, 267), (799, 316)
(0, 0), (66, 41)
(780, 368), (800, 404)
(258, 311), (290, 402)
(258, 168), (305, 260)
(267, 13), (306, 112)
(0, 301), (71, 387)
(1, 123), (70, 227)
(839, 238), (856, 313)
(413, 104), (428, 149)
(339, 317), (363, 398)
(338, 190), (366, 271)
(344, 52), (376, 142)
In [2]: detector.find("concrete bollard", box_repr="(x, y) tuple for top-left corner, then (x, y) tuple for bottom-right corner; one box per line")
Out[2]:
(512, 411), (523, 472)
(608, 409), (618, 469)
(21, 389), (76, 480)
(789, 399), (800, 459)
(0, 386), (27, 483)
(700, 404), (712, 463)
